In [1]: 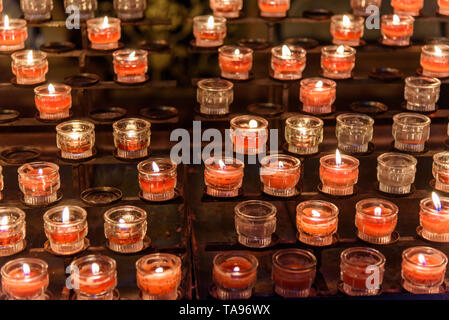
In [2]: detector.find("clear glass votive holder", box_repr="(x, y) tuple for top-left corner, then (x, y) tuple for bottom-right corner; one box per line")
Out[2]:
(285, 115), (324, 155)
(271, 45), (307, 80)
(113, 49), (148, 83)
(438, 0), (449, 15)
(258, 0), (290, 18)
(340, 247), (386, 296)
(296, 200), (339, 246)
(137, 158), (177, 201)
(355, 198), (398, 244)
(197, 78), (234, 115)
(402, 246), (448, 294)
(234, 200), (277, 248)
(272, 249), (317, 298)
(193, 15), (226, 47)
(213, 252), (258, 300)
(377, 152), (417, 194)
(218, 45), (253, 80)
(0, 207), (26, 256)
(330, 14), (365, 46)
(86, 17), (121, 50)
(104, 205), (147, 253)
(433, 152), (449, 192)
(43, 206), (88, 255)
(0, 17), (27, 52)
(136, 253), (182, 300)
(210, 0), (243, 18)
(391, 0), (423, 16)
(113, 118), (151, 159)
(18, 162), (60, 206)
(204, 157), (244, 197)
(404, 76), (441, 112)
(300, 78), (337, 115)
(64, 0), (98, 19)
(56, 120), (95, 160)
(420, 44), (449, 78)
(230, 115), (268, 155)
(381, 14), (414, 46)
(336, 113), (374, 153)
(113, 0), (147, 20)
(1, 258), (49, 300)
(260, 154), (301, 197)
(392, 112), (431, 152)
(34, 84), (72, 120)
(12, 50), (48, 85)
(319, 152), (359, 196)
(20, 0), (53, 21)
(351, 0), (382, 16)
(321, 45), (356, 79)
(419, 196), (449, 242)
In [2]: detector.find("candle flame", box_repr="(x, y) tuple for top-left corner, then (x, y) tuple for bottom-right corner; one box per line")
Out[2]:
(62, 207), (70, 223)
(37, 168), (43, 175)
(0, 216), (8, 231)
(315, 80), (323, 88)
(207, 16), (215, 29)
(281, 45), (291, 57)
(234, 48), (240, 55)
(129, 51), (136, 59)
(311, 209), (321, 217)
(435, 45), (443, 56)
(22, 263), (30, 276)
(27, 50), (33, 65)
(4, 15), (9, 29)
(118, 218), (125, 223)
(342, 15), (351, 27)
(432, 192), (442, 212)
(336, 45), (345, 55)
(249, 119), (258, 128)
(233, 266), (240, 272)
(48, 83), (55, 94)
(418, 254), (427, 266)
(374, 207), (382, 216)
(393, 14), (400, 25)
(278, 161), (284, 169)
(101, 16), (109, 29)
(155, 267), (164, 273)
(152, 161), (160, 173)
(335, 149), (342, 166)
(218, 159), (226, 169)
(91, 263), (100, 275)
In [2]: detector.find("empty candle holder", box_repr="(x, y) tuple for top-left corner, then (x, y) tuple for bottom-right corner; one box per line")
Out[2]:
(193, 15), (226, 47)
(18, 162), (60, 206)
(204, 157), (244, 197)
(258, 0), (290, 17)
(321, 45), (356, 79)
(272, 249), (317, 298)
(330, 14), (364, 47)
(438, 0), (449, 15)
(420, 44), (449, 78)
(392, 112), (431, 152)
(296, 200), (339, 246)
(104, 205), (147, 253)
(87, 17), (121, 50)
(285, 115), (324, 155)
(113, 49), (148, 83)
(404, 76), (441, 112)
(197, 78), (234, 115)
(20, 0), (53, 21)
(381, 14), (414, 46)
(113, 118), (151, 159)
(12, 50), (48, 85)
(113, 0), (146, 20)
(355, 198), (398, 244)
(260, 154), (301, 197)
(300, 78), (336, 115)
(230, 115), (268, 155)
(319, 151), (359, 196)
(336, 113), (374, 153)
(402, 246), (448, 294)
(1, 258), (49, 300)
(234, 200), (277, 248)
(377, 152), (417, 194)
(0, 16), (27, 52)
(351, 0), (382, 16)
(433, 152), (449, 192)
(391, 0), (423, 16)
(218, 45), (253, 80)
(210, 0), (242, 18)
(0, 207), (26, 256)
(271, 45), (307, 80)
(56, 120), (95, 160)
(43, 206), (88, 255)
(340, 247), (386, 296)
(64, 0), (98, 19)
(136, 253), (182, 300)
(138, 158), (177, 201)
(213, 252), (258, 300)
(419, 194), (449, 242)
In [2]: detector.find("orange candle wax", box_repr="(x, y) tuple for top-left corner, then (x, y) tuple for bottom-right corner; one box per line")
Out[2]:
(258, 0), (290, 16)
(213, 257), (257, 289)
(2, 266), (49, 299)
(402, 254), (445, 283)
(77, 264), (117, 295)
(391, 0), (423, 13)
(297, 207), (338, 236)
(19, 167), (58, 196)
(138, 158), (177, 201)
(356, 206), (397, 237)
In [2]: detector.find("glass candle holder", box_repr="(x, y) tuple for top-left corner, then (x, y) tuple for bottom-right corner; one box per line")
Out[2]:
(104, 205), (147, 253)
(340, 247), (386, 296)
(0, 16), (27, 52)
(43, 206), (88, 255)
(197, 78), (234, 115)
(272, 249), (316, 298)
(64, 0), (98, 19)
(218, 45), (253, 80)
(0, 207), (26, 256)
(438, 0), (449, 15)
(1, 258), (49, 300)
(377, 152), (417, 194)
(87, 17), (121, 50)
(193, 15), (226, 47)
(204, 157), (244, 197)
(137, 158), (177, 201)
(351, 0), (382, 16)
(113, 118), (151, 159)
(11, 50), (48, 85)
(300, 78), (337, 115)
(213, 252), (258, 300)
(433, 152), (449, 192)
(336, 113), (374, 153)
(330, 14), (364, 46)
(419, 194), (449, 242)
(355, 199), (398, 244)
(0, 165), (3, 200)
(18, 162), (60, 206)
(271, 45), (307, 80)
(420, 44), (449, 78)
(234, 200), (277, 248)
(260, 154), (301, 197)
(20, 0), (53, 21)
(34, 84), (72, 120)
(70, 255), (117, 300)
(136, 253), (182, 300)
(321, 45), (356, 79)
(258, 0), (290, 17)
(285, 115), (324, 155)
(402, 246), (448, 294)
(392, 112), (431, 152)
(296, 200), (339, 246)
(113, 49), (148, 83)
(381, 14), (414, 46)
(113, 0), (147, 20)
(56, 120), (95, 160)
(391, 0), (423, 16)
(404, 76), (441, 112)
(230, 115), (268, 155)
(210, 0), (242, 18)
(319, 150), (359, 196)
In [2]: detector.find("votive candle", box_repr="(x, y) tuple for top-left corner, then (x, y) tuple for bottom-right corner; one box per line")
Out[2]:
(204, 157), (244, 197)
(12, 50), (48, 85)
(391, 0), (423, 16)
(230, 115), (268, 155)
(193, 15), (226, 47)
(321, 45), (356, 79)
(56, 120), (95, 160)
(210, 0), (243, 18)
(438, 0), (449, 15)
(137, 157), (177, 201)
(35, 84), (72, 120)
(271, 44), (307, 80)
(113, 49), (148, 83)
(300, 78), (337, 115)
(351, 0), (382, 16)
(258, 0), (290, 18)
(218, 45), (253, 80)
(0, 15), (27, 52)
(113, 118), (151, 159)
(381, 14), (414, 46)
(319, 150), (359, 196)
(18, 162), (60, 206)
(260, 154), (301, 197)
(87, 16), (121, 50)
(419, 193), (449, 242)
(330, 14), (364, 47)
(0, 207), (26, 256)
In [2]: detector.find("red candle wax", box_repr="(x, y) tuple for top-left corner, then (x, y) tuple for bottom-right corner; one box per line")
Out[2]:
(322, 56), (353, 72)
(300, 86), (335, 107)
(258, 0), (289, 13)
(114, 61), (146, 77)
(440, 0), (449, 10)
(13, 64), (48, 80)
(3, 268), (49, 299)
(0, 29), (27, 46)
(89, 28), (120, 44)
(139, 176), (176, 194)
(381, 23), (413, 37)
(195, 29), (224, 41)
(35, 94), (71, 115)
(0, 231), (23, 246)
(297, 208), (337, 236)
(320, 160), (359, 189)
(117, 139), (148, 152)
(391, 0), (423, 12)
(260, 161), (298, 189)
(333, 29), (362, 41)
(19, 167), (58, 196)
(421, 55), (449, 73)
(356, 206), (396, 237)
(77, 265), (117, 295)
(137, 264), (181, 295)
(342, 262), (374, 290)
(204, 163), (243, 188)
(272, 264), (314, 291)
(49, 226), (87, 244)
(219, 55), (252, 73)
(213, 257), (257, 289)
(272, 58), (304, 73)
(402, 254), (445, 283)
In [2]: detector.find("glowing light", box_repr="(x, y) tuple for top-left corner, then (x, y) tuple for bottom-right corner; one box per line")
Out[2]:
(393, 14), (400, 25)
(101, 16), (109, 29)
(37, 168), (43, 175)
(249, 119), (258, 128)
(315, 80), (323, 89)
(234, 48), (240, 55)
(129, 51), (136, 59)
(0, 216), (8, 231)
(233, 266), (240, 272)
(374, 207), (382, 216)
(118, 218), (125, 224)
(207, 16), (215, 29)
(62, 207), (70, 223)
(432, 192), (442, 212)
(48, 84), (55, 94)
(311, 209), (321, 217)
(91, 263), (100, 275)
(155, 267), (164, 273)
(336, 45), (345, 55)
(281, 45), (291, 57)
(4, 15), (9, 29)
(152, 162), (160, 172)
(418, 254), (427, 266)
(435, 46), (443, 56)
(22, 263), (30, 276)
(27, 50), (33, 65)
(335, 149), (342, 166)
(342, 15), (351, 27)
(278, 161), (284, 169)
(218, 159), (226, 169)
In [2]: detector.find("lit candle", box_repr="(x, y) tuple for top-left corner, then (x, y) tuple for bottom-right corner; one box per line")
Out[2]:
(258, 0), (290, 18)
(193, 15), (227, 48)
(321, 45), (356, 79)
(56, 120), (95, 160)
(113, 49), (148, 83)
(64, 0), (98, 20)
(285, 115), (324, 155)
(300, 78), (337, 115)
(230, 115), (268, 155)
(438, 0), (449, 15)
(137, 158), (177, 201)
(34, 83), (72, 120)
(113, 118), (151, 159)
(419, 192), (449, 242)
(204, 157), (244, 197)
(260, 154), (301, 197)
(391, 0), (423, 16)
(86, 16), (121, 50)
(210, 0), (243, 18)
(0, 207), (26, 256)
(218, 45), (253, 80)
(351, 0), (382, 17)
(381, 14), (414, 46)
(420, 44), (449, 78)
(330, 14), (364, 46)
(21, 0), (53, 21)
(0, 15), (27, 52)
(336, 113), (374, 153)
(113, 0), (146, 20)
(18, 162), (60, 206)
(43, 206), (88, 255)
(433, 152), (449, 193)
(11, 50), (48, 85)
(392, 112), (431, 152)
(271, 44), (307, 80)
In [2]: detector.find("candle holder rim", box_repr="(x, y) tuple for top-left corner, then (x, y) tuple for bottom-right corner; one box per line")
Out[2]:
(300, 77), (337, 89)
(112, 48), (148, 58)
(405, 75), (441, 88)
(56, 119), (95, 133)
(17, 161), (59, 176)
(135, 253), (182, 275)
(422, 44), (449, 55)
(355, 198), (399, 218)
(286, 114), (324, 128)
(336, 113), (375, 126)
(340, 247), (386, 268)
(197, 78), (234, 90)
(402, 246), (448, 268)
(86, 16), (121, 26)
(112, 117), (151, 133)
(377, 152), (417, 167)
(331, 14), (365, 24)
(272, 248), (317, 272)
(381, 13), (415, 23)
(420, 197), (449, 215)
(70, 254), (117, 280)
(218, 45), (253, 55)
(320, 153), (359, 170)
(193, 15), (227, 24)
(392, 112), (431, 126)
(0, 18), (27, 29)
(34, 83), (71, 95)
(271, 44), (307, 57)
(0, 207), (26, 226)
(204, 156), (244, 170)
(230, 115), (269, 129)
(11, 49), (47, 60)
(104, 205), (147, 225)
(433, 151), (449, 164)
(212, 251), (259, 275)
(321, 45), (356, 56)
(1, 257), (48, 282)
(296, 200), (339, 219)
(234, 200), (277, 220)
(260, 153), (301, 169)
(137, 157), (177, 175)
(43, 205), (87, 226)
